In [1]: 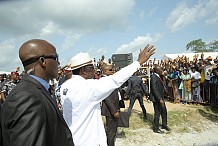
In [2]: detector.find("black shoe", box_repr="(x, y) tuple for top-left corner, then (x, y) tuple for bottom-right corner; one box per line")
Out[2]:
(161, 126), (170, 131)
(153, 129), (164, 134)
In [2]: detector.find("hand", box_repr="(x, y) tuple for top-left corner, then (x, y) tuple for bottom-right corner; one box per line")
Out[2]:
(160, 99), (165, 107)
(114, 111), (120, 118)
(137, 44), (156, 65)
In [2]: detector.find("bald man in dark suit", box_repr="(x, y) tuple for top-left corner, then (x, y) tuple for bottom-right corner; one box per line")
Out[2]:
(101, 64), (120, 146)
(150, 65), (170, 134)
(1, 39), (74, 146)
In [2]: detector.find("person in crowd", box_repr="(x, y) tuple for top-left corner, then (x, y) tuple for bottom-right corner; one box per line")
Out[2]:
(101, 64), (120, 146)
(0, 74), (5, 146)
(190, 65), (202, 103)
(0, 71), (20, 102)
(58, 67), (73, 86)
(210, 67), (218, 105)
(127, 71), (148, 119)
(167, 67), (180, 103)
(203, 59), (213, 102)
(177, 67), (183, 100)
(0, 74), (7, 90)
(94, 69), (103, 79)
(60, 45), (156, 146)
(0, 74), (7, 102)
(150, 65), (170, 134)
(55, 67), (73, 112)
(1, 39), (74, 146)
(162, 70), (170, 99)
(179, 68), (192, 104)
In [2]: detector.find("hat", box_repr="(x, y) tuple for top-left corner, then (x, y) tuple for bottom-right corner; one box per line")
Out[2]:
(68, 53), (93, 70)
(63, 66), (72, 73)
(207, 56), (213, 60)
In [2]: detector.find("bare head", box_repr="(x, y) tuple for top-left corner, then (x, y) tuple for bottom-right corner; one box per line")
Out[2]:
(19, 39), (59, 82)
(102, 64), (114, 76)
(153, 65), (163, 76)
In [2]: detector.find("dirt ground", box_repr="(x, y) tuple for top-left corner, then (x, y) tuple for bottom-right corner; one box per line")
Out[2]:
(115, 99), (218, 146)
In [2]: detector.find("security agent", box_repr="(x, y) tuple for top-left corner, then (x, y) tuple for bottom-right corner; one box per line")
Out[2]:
(101, 64), (120, 146)
(1, 39), (74, 146)
(127, 70), (148, 119)
(150, 65), (170, 134)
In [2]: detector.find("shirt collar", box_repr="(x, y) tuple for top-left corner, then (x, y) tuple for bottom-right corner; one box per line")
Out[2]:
(29, 75), (50, 91)
(154, 73), (160, 78)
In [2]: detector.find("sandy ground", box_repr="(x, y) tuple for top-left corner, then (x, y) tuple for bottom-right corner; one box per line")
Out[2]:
(115, 99), (218, 146)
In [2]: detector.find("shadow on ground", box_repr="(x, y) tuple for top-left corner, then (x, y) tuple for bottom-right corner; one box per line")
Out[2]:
(198, 106), (218, 122)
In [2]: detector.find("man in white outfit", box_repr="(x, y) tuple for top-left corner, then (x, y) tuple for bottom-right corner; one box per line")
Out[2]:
(60, 44), (155, 146)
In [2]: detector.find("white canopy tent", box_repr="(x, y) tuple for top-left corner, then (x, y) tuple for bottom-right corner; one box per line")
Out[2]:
(0, 71), (10, 75)
(162, 52), (218, 61)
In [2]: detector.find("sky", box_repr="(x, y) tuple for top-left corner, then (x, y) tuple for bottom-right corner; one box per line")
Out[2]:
(0, 0), (218, 72)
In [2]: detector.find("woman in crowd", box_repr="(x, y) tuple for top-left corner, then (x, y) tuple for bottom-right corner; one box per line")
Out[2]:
(179, 68), (192, 104)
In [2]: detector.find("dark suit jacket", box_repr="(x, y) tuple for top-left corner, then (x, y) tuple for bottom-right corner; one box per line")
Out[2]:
(1, 75), (74, 146)
(127, 75), (147, 94)
(150, 73), (164, 102)
(101, 89), (119, 117)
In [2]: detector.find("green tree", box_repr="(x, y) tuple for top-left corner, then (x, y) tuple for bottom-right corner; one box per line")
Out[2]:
(186, 39), (206, 52)
(208, 40), (218, 52)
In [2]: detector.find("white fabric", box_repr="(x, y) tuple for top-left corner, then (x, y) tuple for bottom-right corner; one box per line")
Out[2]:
(190, 71), (201, 80)
(60, 61), (140, 146)
(204, 65), (213, 80)
(118, 90), (122, 100)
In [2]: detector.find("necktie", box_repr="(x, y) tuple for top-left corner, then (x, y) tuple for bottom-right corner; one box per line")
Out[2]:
(159, 77), (167, 93)
(48, 87), (56, 100)
(48, 87), (53, 96)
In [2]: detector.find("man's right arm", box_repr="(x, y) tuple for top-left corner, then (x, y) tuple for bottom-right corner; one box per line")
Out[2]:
(91, 44), (156, 101)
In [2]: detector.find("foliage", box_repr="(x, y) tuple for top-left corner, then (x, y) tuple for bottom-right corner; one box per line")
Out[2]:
(186, 39), (218, 52)
(208, 40), (218, 52)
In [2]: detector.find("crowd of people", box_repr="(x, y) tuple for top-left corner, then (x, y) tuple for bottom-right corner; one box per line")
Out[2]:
(0, 38), (217, 146)
(142, 54), (218, 106)
(93, 53), (218, 107)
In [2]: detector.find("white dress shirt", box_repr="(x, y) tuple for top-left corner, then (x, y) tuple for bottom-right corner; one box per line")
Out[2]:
(60, 61), (140, 146)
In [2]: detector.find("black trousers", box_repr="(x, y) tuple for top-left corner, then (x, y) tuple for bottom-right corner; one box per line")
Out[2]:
(153, 101), (167, 130)
(105, 116), (118, 146)
(203, 80), (210, 102)
(127, 93), (146, 116)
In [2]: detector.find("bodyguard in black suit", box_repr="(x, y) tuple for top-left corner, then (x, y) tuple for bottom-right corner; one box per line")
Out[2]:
(101, 65), (120, 146)
(127, 71), (148, 119)
(150, 65), (170, 134)
(1, 39), (74, 146)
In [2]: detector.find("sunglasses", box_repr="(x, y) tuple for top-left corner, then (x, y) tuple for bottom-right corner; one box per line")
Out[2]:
(83, 65), (94, 72)
(43, 55), (59, 63)
(22, 54), (59, 67)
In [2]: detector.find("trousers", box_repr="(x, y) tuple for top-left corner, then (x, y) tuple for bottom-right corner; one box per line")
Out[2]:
(153, 101), (167, 130)
(127, 93), (146, 117)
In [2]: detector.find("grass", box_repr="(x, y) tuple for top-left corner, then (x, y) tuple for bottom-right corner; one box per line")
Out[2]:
(116, 105), (218, 137)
